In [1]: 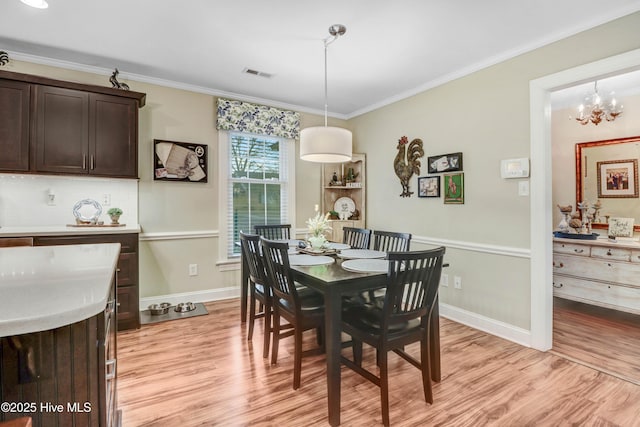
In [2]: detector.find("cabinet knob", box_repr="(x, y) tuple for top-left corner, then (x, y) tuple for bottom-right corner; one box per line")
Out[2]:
(606, 249), (613, 256)
(553, 261), (564, 268)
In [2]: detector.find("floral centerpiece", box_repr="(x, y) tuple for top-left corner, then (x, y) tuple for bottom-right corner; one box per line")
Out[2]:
(306, 212), (332, 249)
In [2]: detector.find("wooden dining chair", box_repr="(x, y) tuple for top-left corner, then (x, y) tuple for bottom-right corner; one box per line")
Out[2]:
(254, 224), (291, 240)
(260, 237), (325, 390)
(342, 227), (372, 249)
(372, 230), (411, 252)
(340, 247), (446, 426)
(239, 231), (272, 359)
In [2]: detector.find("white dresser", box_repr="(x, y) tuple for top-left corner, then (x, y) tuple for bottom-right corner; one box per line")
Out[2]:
(553, 237), (640, 314)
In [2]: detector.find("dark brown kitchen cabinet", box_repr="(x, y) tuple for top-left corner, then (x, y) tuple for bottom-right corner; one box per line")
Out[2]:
(35, 87), (137, 178)
(0, 277), (117, 427)
(0, 69), (145, 178)
(0, 80), (30, 172)
(34, 233), (140, 331)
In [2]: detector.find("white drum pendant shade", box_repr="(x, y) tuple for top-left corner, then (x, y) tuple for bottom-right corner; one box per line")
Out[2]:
(300, 126), (352, 163)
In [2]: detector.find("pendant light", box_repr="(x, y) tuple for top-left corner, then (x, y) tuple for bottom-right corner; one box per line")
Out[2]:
(300, 24), (352, 163)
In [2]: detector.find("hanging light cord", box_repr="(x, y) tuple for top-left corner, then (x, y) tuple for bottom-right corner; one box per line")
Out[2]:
(322, 26), (345, 127)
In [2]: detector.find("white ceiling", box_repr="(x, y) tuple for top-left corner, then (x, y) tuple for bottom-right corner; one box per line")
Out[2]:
(1, 0), (640, 118)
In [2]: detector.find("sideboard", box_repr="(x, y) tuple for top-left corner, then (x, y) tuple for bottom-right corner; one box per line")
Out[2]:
(552, 237), (640, 314)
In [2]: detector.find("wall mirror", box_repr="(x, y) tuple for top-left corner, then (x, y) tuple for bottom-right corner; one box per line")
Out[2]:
(576, 135), (640, 231)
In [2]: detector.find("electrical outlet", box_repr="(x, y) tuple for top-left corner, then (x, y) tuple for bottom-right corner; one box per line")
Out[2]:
(189, 264), (198, 276)
(441, 273), (449, 287)
(454, 276), (462, 289)
(102, 194), (111, 206)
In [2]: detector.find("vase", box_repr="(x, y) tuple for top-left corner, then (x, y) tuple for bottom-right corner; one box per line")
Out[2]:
(110, 215), (120, 225)
(308, 235), (326, 250)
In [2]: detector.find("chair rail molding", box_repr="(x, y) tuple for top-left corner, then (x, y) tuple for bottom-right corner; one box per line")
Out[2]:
(413, 235), (530, 259)
(139, 230), (218, 241)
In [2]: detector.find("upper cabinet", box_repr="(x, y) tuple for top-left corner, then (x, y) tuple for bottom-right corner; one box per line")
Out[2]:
(0, 79), (30, 172)
(321, 153), (366, 242)
(0, 70), (145, 178)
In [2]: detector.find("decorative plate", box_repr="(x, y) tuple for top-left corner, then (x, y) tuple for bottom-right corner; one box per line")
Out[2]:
(72, 199), (102, 223)
(342, 259), (389, 273)
(325, 242), (350, 250)
(334, 197), (356, 216)
(338, 249), (386, 259)
(288, 255), (335, 266)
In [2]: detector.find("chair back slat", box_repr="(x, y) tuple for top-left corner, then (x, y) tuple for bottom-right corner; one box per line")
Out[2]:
(254, 224), (291, 240)
(373, 230), (411, 252)
(382, 248), (445, 331)
(239, 231), (268, 287)
(342, 227), (372, 249)
(261, 237), (300, 312)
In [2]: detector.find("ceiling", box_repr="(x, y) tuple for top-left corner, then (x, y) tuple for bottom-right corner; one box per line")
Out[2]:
(2, 0), (640, 118)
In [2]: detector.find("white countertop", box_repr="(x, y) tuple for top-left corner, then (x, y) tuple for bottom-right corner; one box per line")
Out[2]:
(554, 235), (640, 249)
(0, 224), (140, 237)
(0, 243), (120, 337)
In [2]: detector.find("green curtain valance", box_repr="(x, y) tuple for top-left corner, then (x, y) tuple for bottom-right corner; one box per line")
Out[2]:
(216, 98), (300, 140)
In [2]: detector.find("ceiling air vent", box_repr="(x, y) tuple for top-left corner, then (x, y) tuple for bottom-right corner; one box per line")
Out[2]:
(243, 68), (273, 78)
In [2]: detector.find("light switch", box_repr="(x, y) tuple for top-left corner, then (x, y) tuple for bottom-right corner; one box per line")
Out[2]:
(518, 180), (529, 196)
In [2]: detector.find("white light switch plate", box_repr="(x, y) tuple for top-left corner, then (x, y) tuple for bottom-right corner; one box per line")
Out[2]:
(518, 180), (529, 196)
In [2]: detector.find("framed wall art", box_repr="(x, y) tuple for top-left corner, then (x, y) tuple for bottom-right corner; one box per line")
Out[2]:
(596, 159), (638, 198)
(427, 152), (463, 173)
(443, 172), (464, 204)
(418, 176), (440, 198)
(154, 139), (208, 183)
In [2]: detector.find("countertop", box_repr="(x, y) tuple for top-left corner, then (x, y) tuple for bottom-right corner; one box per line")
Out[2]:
(554, 235), (640, 249)
(0, 243), (120, 337)
(0, 224), (141, 237)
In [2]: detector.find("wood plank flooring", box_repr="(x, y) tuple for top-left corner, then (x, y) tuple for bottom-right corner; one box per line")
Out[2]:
(552, 297), (640, 385)
(117, 299), (640, 426)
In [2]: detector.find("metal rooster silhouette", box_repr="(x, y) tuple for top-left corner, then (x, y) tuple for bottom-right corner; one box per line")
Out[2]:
(394, 136), (424, 197)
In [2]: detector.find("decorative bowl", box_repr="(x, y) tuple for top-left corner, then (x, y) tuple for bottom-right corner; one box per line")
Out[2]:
(148, 302), (171, 315)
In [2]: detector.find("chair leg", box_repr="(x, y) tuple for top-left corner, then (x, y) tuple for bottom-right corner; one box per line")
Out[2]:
(271, 310), (280, 365)
(353, 339), (363, 366)
(293, 327), (303, 390)
(421, 329), (434, 404)
(379, 350), (390, 426)
(248, 289), (256, 341)
(262, 301), (271, 359)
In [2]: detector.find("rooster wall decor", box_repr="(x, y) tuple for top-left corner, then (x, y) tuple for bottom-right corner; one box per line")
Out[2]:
(394, 136), (424, 197)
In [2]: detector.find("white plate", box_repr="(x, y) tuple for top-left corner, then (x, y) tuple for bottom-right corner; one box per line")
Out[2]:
(342, 259), (389, 273)
(288, 255), (335, 266)
(325, 242), (350, 250)
(334, 197), (356, 215)
(339, 249), (386, 259)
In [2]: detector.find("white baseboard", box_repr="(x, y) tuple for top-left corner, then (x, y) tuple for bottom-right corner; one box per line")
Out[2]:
(140, 287), (240, 309)
(439, 303), (532, 348)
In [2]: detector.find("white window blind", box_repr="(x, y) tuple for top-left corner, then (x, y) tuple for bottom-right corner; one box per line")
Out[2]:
(226, 132), (290, 257)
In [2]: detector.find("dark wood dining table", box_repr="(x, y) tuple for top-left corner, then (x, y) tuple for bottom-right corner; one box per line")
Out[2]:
(289, 257), (442, 427)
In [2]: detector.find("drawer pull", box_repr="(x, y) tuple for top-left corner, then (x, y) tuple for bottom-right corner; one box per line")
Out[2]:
(573, 249), (584, 254)
(553, 261), (564, 268)
(606, 249), (613, 256)
(553, 282), (563, 289)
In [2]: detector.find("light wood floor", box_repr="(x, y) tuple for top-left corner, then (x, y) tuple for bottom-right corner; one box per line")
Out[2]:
(552, 297), (640, 385)
(117, 299), (640, 426)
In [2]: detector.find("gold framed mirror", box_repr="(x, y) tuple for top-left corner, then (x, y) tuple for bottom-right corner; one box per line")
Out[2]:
(576, 135), (640, 231)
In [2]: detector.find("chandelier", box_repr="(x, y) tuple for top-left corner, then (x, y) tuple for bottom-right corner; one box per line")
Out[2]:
(300, 25), (352, 163)
(575, 81), (623, 125)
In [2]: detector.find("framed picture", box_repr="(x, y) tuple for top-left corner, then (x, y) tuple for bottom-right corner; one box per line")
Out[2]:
(418, 176), (440, 198)
(596, 159), (638, 198)
(443, 172), (464, 204)
(427, 152), (463, 173)
(154, 139), (208, 183)
(608, 217), (635, 237)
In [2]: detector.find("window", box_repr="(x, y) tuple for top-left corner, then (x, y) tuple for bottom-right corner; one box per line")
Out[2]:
(219, 131), (295, 259)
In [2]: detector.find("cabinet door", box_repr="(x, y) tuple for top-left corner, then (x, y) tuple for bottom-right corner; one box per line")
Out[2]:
(35, 86), (89, 174)
(90, 94), (137, 178)
(0, 80), (30, 172)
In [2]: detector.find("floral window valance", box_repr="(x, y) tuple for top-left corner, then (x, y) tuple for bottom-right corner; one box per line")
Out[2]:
(216, 98), (300, 140)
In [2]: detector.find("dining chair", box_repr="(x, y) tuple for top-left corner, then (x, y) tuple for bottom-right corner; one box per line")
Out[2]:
(342, 227), (372, 249)
(372, 230), (411, 252)
(340, 247), (446, 426)
(239, 231), (272, 359)
(254, 224), (291, 240)
(260, 237), (325, 390)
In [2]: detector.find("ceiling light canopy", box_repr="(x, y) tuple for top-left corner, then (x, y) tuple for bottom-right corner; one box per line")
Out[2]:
(20, 0), (48, 8)
(575, 81), (623, 125)
(300, 24), (352, 163)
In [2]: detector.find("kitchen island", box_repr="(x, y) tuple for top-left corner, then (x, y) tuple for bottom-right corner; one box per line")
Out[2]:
(0, 243), (120, 427)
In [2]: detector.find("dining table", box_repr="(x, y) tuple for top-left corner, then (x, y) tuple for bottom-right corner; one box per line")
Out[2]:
(289, 256), (443, 427)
